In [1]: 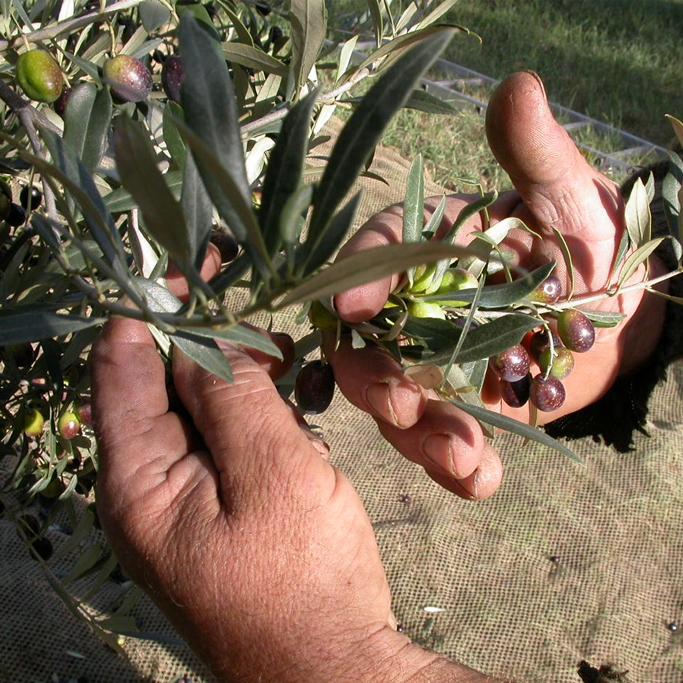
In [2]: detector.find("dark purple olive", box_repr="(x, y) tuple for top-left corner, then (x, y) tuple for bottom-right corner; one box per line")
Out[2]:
(254, 0), (271, 16)
(0, 192), (10, 222)
(17, 514), (40, 538)
(161, 54), (184, 104)
(489, 344), (531, 382)
(557, 310), (595, 353)
(0, 178), (11, 200)
(500, 373), (531, 408)
(538, 346), (574, 380)
(529, 273), (562, 304)
(210, 231), (239, 264)
(78, 402), (93, 428)
(103, 55), (153, 103)
(269, 26), (283, 43)
(530, 375), (566, 412)
(528, 329), (563, 363)
(29, 536), (53, 561)
(6, 203), (26, 227)
(53, 85), (73, 118)
(295, 360), (335, 415)
(20, 186), (42, 211)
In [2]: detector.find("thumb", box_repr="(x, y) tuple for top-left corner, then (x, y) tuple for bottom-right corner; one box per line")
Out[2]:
(172, 344), (332, 501)
(485, 71), (622, 242)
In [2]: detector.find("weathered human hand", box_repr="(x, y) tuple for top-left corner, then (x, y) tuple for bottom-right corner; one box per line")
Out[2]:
(90, 257), (497, 682)
(328, 71), (667, 490)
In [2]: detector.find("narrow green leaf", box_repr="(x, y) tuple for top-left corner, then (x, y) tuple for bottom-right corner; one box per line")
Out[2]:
(304, 29), (455, 273)
(162, 103), (187, 170)
(617, 236), (667, 290)
(581, 310), (627, 328)
(305, 191), (363, 273)
(104, 171), (183, 213)
(139, 0), (170, 32)
(279, 240), (483, 308)
(609, 224), (632, 284)
(426, 263), (556, 309)
(179, 14), (251, 234)
(666, 114), (683, 151)
(186, 324), (283, 359)
(441, 192), (499, 251)
(349, 25), (455, 78)
(221, 3), (254, 46)
(181, 150), (213, 270)
(260, 88), (319, 256)
(428, 314), (539, 365)
(170, 114), (272, 279)
(403, 154), (425, 245)
(399, 314), (464, 351)
(36, 129), (126, 271)
(168, 330), (234, 383)
(0, 311), (105, 345)
(63, 543), (105, 584)
(63, 83), (113, 173)
(52, 509), (94, 562)
(624, 177), (651, 248)
(136, 279), (234, 383)
(367, 0), (383, 47)
(450, 400), (583, 464)
(662, 152), (683, 252)
(223, 43), (288, 76)
(415, 0), (463, 29)
(113, 117), (191, 265)
(96, 615), (140, 635)
(404, 88), (460, 116)
(280, 184), (314, 248)
(550, 226), (575, 300)
(289, 0), (327, 97)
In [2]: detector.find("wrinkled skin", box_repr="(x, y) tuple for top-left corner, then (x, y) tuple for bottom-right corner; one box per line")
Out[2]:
(90, 73), (666, 683)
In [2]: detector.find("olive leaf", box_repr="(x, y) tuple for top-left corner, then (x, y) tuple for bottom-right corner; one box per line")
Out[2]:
(301, 28), (456, 276)
(222, 43), (289, 77)
(289, 0), (327, 98)
(113, 117), (192, 266)
(425, 262), (556, 308)
(624, 177), (652, 248)
(279, 241), (484, 308)
(404, 89), (461, 116)
(427, 313), (540, 365)
(63, 83), (112, 173)
(662, 152), (683, 258)
(451, 400), (583, 464)
(162, 103), (187, 170)
(404, 154), (425, 286)
(550, 226), (575, 300)
(616, 236), (667, 290)
(666, 114), (683, 151)
(138, 0), (170, 33)
(136, 279), (234, 383)
(367, 0), (383, 47)
(582, 310), (627, 328)
(260, 88), (319, 257)
(0, 311), (106, 345)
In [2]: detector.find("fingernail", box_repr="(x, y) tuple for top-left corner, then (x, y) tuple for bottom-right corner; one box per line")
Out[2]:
(472, 470), (480, 500)
(366, 383), (397, 425)
(422, 434), (453, 475)
(524, 70), (547, 101)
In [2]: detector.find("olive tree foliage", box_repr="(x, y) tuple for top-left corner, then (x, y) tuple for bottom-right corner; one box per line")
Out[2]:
(0, 0), (682, 645)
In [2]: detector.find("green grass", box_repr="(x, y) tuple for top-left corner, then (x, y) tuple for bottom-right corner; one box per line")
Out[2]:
(325, 0), (683, 192)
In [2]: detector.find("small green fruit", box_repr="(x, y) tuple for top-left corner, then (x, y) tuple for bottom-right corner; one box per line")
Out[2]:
(16, 50), (64, 103)
(57, 411), (80, 440)
(409, 264), (437, 293)
(23, 409), (45, 437)
(103, 55), (153, 102)
(407, 300), (446, 320)
(538, 346), (575, 380)
(308, 300), (338, 332)
(429, 268), (478, 306)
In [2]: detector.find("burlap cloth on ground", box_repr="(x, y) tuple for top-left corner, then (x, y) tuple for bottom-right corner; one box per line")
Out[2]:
(2, 119), (683, 683)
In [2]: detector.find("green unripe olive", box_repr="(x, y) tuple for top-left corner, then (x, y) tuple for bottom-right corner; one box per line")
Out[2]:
(557, 309), (595, 353)
(429, 267), (478, 306)
(409, 264), (437, 293)
(308, 300), (338, 332)
(23, 409), (45, 437)
(16, 50), (64, 103)
(538, 346), (575, 380)
(57, 411), (80, 440)
(407, 300), (446, 320)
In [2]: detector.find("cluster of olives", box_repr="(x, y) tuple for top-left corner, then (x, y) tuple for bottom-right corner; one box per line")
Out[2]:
(23, 401), (93, 440)
(0, 179), (42, 228)
(15, 48), (155, 107)
(489, 274), (596, 412)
